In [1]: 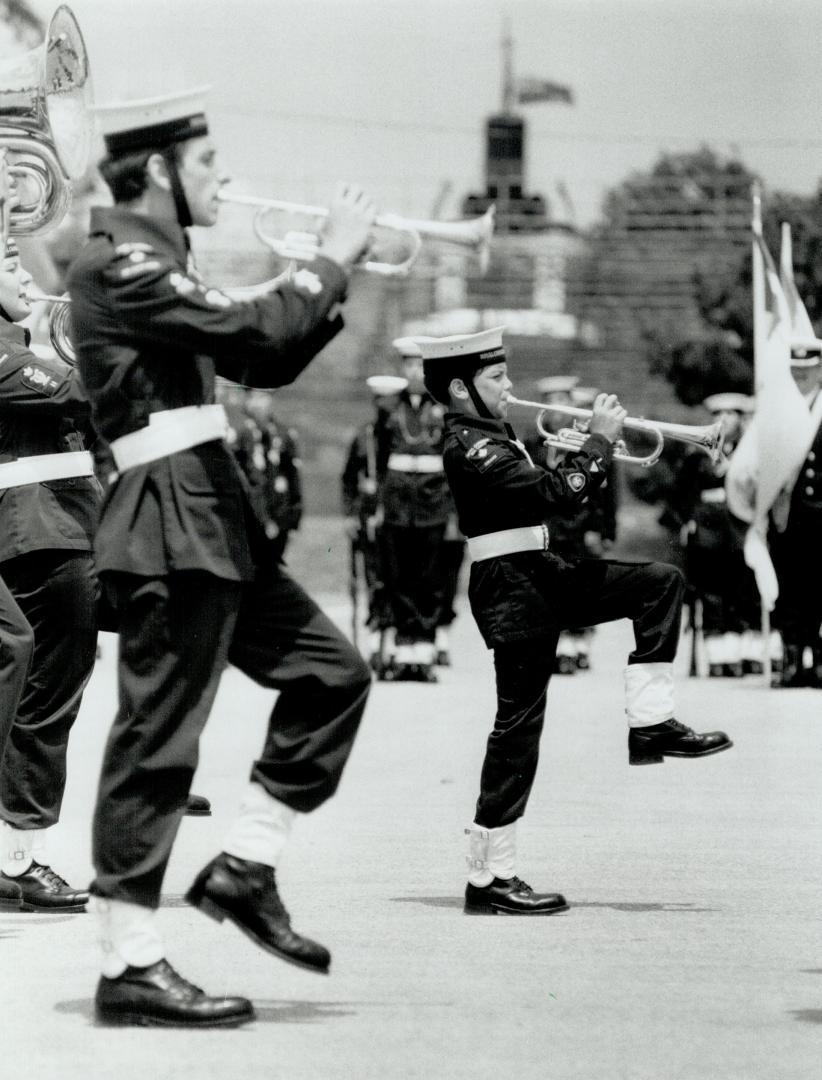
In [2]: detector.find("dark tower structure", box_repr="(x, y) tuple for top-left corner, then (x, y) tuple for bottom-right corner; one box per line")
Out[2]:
(461, 25), (550, 233)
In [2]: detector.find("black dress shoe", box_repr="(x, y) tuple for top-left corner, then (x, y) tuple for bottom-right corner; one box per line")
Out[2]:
(629, 718), (733, 766)
(0, 876), (22, 912)
(184, 794), (212, 817)
(95, 959), (254, 1028)
(464, 877), (569, 916)
(186, 853), (331, 973)
(1, 861), (89, 912)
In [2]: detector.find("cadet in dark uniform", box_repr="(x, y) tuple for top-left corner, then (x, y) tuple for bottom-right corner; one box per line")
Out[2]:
(675, 394), (757, 677)
(67, 89), (375, 1027)
(770, 340), (822, 687)
(524, 377), (618, 673)
(341, 375), (407, 676)
(242, 389), (303, 563)
(376, 336), (452, 681)
(419, 326), (732, 916)
(0, 238), (97, 912)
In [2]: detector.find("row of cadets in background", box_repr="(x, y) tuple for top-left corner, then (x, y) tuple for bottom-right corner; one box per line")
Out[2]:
(341, 337), (464, 683)
(217, 380), (304, 563)
(522, 375), (618, 674)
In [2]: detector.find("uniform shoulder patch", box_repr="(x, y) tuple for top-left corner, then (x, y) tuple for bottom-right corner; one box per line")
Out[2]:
(465, 437), (491, 460)
(567, 472), (587, 492)
(21, 363), (62, 396)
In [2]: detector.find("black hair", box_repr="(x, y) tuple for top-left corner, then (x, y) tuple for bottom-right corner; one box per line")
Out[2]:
(423, 360), (493, 407)
(99, 142), (186, 204)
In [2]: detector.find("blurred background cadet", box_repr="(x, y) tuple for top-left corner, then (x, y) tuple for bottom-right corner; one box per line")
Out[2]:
(523, 375), (618, 673)
(341, 374), (406, 678)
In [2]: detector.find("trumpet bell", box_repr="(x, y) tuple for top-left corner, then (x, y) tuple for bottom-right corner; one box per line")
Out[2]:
(0, 5), (94, 235)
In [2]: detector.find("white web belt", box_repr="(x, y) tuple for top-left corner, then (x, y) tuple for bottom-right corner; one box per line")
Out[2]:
(466, 524), (550, 562)
(387, 453), (443, 473)
(0, 450), (94, 491)
(108, 404), (229, 474)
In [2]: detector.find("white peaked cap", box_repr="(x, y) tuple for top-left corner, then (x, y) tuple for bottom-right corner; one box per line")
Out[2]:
(703, 392), (754, 414)
(537, 375), (579, 396)
(96, 87), (211, 154)
(416, 326), (506, 363)
(366, 375), (408, 396)
(790, 336), (822, 367)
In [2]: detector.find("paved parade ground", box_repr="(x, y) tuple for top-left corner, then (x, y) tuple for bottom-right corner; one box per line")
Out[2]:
(3, 585), (822, 1080)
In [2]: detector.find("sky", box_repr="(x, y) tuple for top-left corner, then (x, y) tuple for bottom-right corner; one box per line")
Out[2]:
(23, 0), (822, 229)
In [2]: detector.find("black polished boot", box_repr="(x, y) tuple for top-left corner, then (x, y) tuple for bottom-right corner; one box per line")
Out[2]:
(0, 876), (22, 912)
(186, 853), (330, 973)
(184, 794), (212, 817)
(464, 877), (568, 916)
(1, 861), (89, 912)
(772, 644), (805, 688)
(629, 719), (733, 766)
(95, 959), (254, 1028)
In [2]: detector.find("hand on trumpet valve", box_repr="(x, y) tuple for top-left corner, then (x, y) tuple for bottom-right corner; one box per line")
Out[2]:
(588, 393), (628, 444)
(320, 183), (378, 270)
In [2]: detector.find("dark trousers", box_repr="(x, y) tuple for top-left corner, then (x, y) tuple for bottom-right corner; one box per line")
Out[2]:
(771, 507), (822, 647)
(474, 559), (684, 828)
(0, 552), (98, 830)
(381, 522), (448, 643)
(439, 539), (466, 628)
(92, 566), (371, 908)
(0, 576), (34, 769)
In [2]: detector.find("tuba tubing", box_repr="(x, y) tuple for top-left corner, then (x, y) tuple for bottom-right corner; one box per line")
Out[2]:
(507, 397), (724, 468)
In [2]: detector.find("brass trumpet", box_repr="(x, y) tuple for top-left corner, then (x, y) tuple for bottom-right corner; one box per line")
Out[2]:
(218, 191), (495, 277)
(25, 289), (74, 365)
(507, 397), (724, 468)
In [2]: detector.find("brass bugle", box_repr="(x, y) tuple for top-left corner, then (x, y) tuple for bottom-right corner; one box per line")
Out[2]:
(507, 397), (724, 468)
(25, 288), (74, 365)
(218, 191), (495, 277)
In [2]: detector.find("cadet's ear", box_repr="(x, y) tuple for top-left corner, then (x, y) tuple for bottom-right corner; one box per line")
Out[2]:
(145, 153), (171, 193)
(450, 377), (470, 402)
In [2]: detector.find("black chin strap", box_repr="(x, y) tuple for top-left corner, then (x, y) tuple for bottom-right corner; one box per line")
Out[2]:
(161, 147), (193, 228)
(463, 370), (495, 420)
(0, 303), (11, 322)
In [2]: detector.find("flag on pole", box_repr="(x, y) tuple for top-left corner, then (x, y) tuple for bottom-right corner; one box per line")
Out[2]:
(516, 77), (573, 105)
(779, 222), (817, 339)
(725, 190), (814, 609)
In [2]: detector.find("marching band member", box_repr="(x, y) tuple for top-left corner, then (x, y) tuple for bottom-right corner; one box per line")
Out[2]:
(67, 88), (376, 1027)
(420, 326), (732, 916)
(375, 336), (453, 682)
(770, 340), (822, 687)
(341, 374), (406, 676)
(677, 393), (758, 677)
(0, 237), (99, 913)
(525, 377), (618, 673)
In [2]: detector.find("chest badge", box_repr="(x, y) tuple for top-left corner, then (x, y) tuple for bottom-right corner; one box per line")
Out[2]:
(567, 472), (587, 492)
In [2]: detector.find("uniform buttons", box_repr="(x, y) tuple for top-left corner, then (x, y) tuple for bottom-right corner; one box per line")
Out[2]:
(806, 468), (815, 478)
(809, 452), (816, 462)
(806, 486), (815, 496)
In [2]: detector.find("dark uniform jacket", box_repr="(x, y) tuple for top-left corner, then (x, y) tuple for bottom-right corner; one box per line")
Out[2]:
(675, 441), (740, 552)
(0, 322), (99, 562)
(67, 206), (347, 581)
(788, 405), (822, 516)
(443, 412), (613, 647)
(376, 390), (452, 527)
(524, 433), (617, 556)
(341, 422), (379, 523)
(232, 411), (303, 539)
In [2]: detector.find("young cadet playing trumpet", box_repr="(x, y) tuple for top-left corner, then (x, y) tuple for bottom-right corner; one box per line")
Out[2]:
(419, 327), (732, 915)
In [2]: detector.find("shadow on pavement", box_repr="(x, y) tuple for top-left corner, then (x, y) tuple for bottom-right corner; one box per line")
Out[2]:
(789, 1008), (822, 1024)
(250, 1000), (357, 1024)
(389, 897), (718, 913)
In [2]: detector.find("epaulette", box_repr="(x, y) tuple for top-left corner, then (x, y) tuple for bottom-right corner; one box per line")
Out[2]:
(110, 242), (163, 282)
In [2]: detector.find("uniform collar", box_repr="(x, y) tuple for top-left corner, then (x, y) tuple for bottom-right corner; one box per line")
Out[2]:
(0, 320), (31, 347)
(88, 205), (190, 265)
(445, 411), (515, 440)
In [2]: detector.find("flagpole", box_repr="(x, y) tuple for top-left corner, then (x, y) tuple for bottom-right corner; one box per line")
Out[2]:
(750, 181), (773, 688)
(501, 16), (514, 113)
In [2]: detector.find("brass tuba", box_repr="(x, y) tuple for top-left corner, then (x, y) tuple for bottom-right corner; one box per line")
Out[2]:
(0, 5), (94, 237)
(508, 397), (724, 468)
(218, 191), (495, 277)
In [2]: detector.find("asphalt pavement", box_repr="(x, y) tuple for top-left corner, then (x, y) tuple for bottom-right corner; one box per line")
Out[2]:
(3, 597), (821, 1080)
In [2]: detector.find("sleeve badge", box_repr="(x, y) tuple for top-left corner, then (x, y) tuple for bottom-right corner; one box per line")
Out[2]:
(292, 269), (323, 296)
(567, 472), (587, 492)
